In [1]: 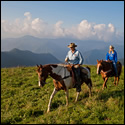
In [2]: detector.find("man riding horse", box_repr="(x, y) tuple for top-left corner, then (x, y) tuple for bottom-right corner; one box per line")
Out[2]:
(65, 43), (84, 92)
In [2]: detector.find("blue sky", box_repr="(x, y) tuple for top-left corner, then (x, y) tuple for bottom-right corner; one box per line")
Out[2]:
(2, 1), (124, 28)
(1, 1), (124, 41)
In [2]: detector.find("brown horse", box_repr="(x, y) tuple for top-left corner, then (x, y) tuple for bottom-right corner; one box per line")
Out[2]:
(36, 64), (92, 113)
(97, 59), (122, 89)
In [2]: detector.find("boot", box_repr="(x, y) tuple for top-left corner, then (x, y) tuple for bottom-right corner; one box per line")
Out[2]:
(73, 67), (81, 92)
(76, 76), (81, 92)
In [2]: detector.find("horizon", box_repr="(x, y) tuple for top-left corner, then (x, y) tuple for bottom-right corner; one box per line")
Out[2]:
(1, 34), (124, 45)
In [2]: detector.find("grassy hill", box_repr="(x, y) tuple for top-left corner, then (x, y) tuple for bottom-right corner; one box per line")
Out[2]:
(1, 65), (124, 124)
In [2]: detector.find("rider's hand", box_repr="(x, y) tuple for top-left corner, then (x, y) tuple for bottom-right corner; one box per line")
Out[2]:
(65, 58), (68, 62)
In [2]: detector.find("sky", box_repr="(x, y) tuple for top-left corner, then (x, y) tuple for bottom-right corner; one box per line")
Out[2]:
(1, 1), (124, 43)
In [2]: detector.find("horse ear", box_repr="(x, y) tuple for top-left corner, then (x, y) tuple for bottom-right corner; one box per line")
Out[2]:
(97, 59), (99, 62)
(36, 64), (39, 67)
(40, 64), (43, 68)
(101, 59), (103, 62)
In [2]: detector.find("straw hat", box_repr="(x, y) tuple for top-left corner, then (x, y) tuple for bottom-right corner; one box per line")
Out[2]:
(67, 43), (77, 48)
(109, 45), (114, 49)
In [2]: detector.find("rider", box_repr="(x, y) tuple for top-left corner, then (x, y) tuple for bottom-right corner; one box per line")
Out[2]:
(106, 45), (118, 76)
(65, 43), (84, 92)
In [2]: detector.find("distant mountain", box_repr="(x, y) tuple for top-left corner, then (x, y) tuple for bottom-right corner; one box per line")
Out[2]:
(1, 48), (61, 68)
(1, 35), (124, 64)
(83, 49), (106, 65)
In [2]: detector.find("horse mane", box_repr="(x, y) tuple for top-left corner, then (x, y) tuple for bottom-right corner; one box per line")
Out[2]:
(43, 64), (57, 67)
(100, 60), (111, 65)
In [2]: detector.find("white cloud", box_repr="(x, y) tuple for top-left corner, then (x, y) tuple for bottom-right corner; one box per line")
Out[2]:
(31, 18), (46, 33)
(108, 23), (115, 32)
(53, 21), (65, 37)
(24, 12), (31, 20)
(1, 12), (124, 43)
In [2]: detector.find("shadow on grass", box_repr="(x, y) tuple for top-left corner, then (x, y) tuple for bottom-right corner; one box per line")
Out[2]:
(32, 110), (44, 117)
(51, 100), (65, 110)
(97, 89), (124, 102)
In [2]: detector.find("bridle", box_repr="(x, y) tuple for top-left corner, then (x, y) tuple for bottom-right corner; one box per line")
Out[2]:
(37, 67), (48, 87)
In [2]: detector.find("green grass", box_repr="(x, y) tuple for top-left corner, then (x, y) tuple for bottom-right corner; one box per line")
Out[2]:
(1, 65), (124, 124)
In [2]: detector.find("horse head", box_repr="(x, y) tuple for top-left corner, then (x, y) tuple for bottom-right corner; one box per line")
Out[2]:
(36, 64), (48, 87)
(97, 59), (103, 74)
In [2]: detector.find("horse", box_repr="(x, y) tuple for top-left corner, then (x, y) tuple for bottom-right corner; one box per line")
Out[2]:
(36, 63), (92, 113)
(96, 59), (122, 89)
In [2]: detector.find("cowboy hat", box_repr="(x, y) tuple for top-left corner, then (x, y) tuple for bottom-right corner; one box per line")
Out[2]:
(67, 43), (77, 48)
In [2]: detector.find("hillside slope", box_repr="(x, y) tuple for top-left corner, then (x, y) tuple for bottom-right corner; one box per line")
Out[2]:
(1, 65), (124, 124)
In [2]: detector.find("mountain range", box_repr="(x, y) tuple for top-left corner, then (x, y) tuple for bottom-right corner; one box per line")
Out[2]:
(1, 48), (61, 68)
(1, 35), (124, 67)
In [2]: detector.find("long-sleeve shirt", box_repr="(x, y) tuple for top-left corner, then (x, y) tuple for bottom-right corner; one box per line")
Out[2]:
(66, 49), (84, 65)
(106, 50), (117, 63)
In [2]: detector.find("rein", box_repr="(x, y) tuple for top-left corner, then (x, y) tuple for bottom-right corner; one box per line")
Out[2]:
(101, 69), (112, 73)
(100, 61), (113, 75)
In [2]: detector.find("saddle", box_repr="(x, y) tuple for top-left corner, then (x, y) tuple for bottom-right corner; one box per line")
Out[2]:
(65, 64), (90, 86)
(106, 60), (114, 70)
(65, 64), (76, 85)
(105, 60), (120, 76)
(107, 60), (119, 68)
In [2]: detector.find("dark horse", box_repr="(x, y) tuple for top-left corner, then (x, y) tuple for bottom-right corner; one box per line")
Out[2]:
(36, 64), (92, 113)
(97, 59), (122, 89)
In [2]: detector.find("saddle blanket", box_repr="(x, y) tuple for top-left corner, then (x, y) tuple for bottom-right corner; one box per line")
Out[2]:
(81, 67), (91, 78)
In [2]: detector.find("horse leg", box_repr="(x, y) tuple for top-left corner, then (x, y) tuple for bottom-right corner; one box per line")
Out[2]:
(65, 89), (69, 106)
(114, 77), (116, 85)
(116, 76), (119, 86)
(88, 79), (92, 97)
(47, 88), (57, 113)
(102, 77), (105, 89)
(75, 92), (80, 102)
(85, 78), (92, 97)
(102, 77), (108, 89)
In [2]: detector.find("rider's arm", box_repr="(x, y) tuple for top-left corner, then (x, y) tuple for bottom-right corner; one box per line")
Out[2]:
(106, 53), (109, 61)
(114, 51), (117, 63)
(65, 51), (70, 62)
(78, 51), (84, 65)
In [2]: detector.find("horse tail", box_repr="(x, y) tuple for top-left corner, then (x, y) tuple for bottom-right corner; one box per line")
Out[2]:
(117, 61), (122, 76)
(86, 66), (90, 72)
(88, 78), (92, 87)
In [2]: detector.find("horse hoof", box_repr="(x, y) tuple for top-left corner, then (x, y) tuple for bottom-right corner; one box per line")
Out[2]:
(74, 100), (77, 103)
(66, 104), (69, 106)
(47, 110), (50, 113)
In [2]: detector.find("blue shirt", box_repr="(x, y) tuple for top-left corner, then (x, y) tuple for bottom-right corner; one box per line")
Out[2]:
(106, 50), (117, 63)
(66, 49), (84, 65)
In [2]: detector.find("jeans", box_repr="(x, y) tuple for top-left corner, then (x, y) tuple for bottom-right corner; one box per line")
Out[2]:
(74, 67), (81, 92)
(112, 61), (118, 76)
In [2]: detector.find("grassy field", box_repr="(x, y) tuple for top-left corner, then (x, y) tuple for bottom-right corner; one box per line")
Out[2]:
(1, 65), (124, 124)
